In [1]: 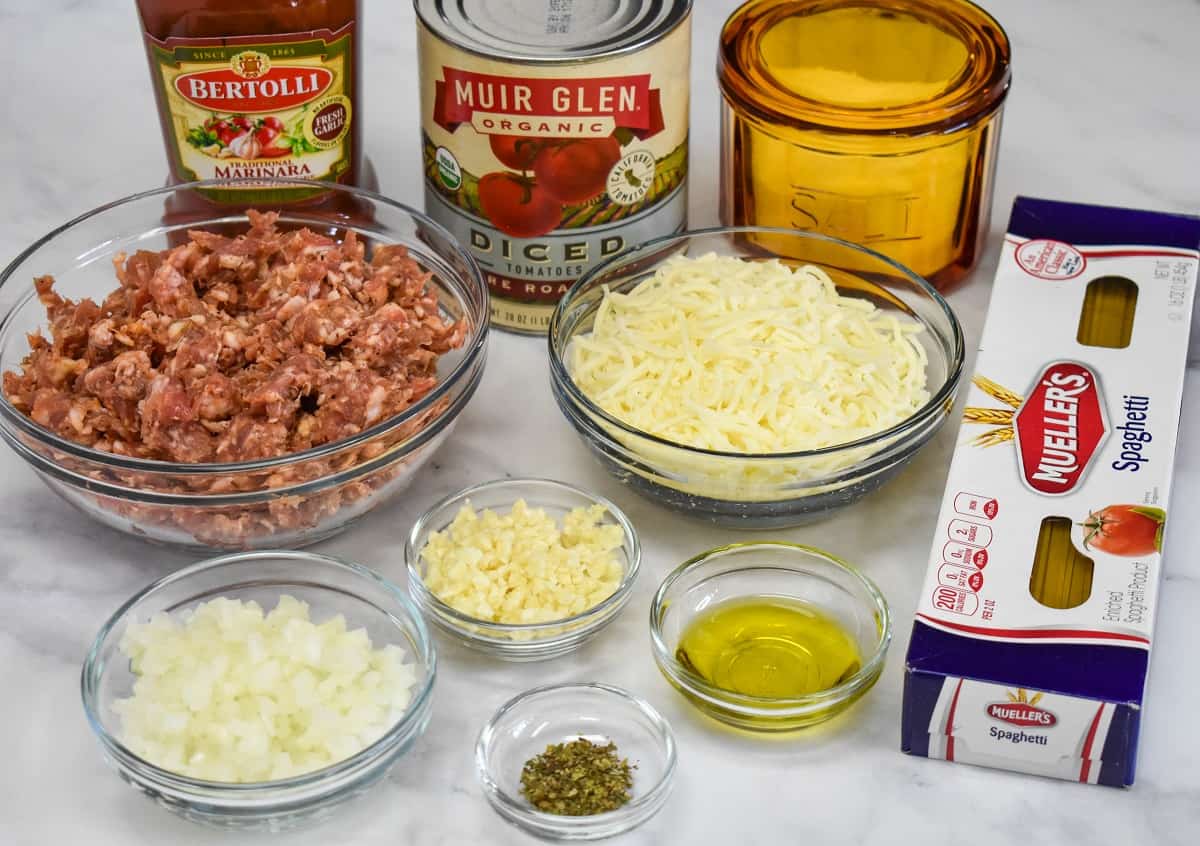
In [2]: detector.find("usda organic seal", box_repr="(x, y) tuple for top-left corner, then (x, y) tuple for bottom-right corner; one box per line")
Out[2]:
(435, 146), (462, 190)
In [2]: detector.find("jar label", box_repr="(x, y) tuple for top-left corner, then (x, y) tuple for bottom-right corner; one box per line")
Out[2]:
(146, 24), (355, 203)
(418, 18), (691, 332)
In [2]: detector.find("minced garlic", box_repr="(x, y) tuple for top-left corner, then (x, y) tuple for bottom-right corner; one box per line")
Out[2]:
(419, 499), (624, 625)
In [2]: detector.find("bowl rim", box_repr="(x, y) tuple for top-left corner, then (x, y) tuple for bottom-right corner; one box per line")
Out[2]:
(648, 541), (892, 710)
(405, 477), (642, 635)
(474, 681), (677, 831)
(0, 178), (490, 475)
(547, 224), (964, 461)
(79, 548), (437, 794)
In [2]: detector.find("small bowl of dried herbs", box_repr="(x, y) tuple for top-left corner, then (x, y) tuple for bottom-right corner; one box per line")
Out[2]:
(475, 682), (677, 840)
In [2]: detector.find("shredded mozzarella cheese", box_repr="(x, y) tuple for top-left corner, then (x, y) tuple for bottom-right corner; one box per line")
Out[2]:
(568, 253), (930, 455)
(562, 254), (935, 499)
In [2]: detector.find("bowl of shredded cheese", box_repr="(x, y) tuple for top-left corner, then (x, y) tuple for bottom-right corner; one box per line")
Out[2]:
(406, 478), (641, 661)
(548, 226), (964, 527)
(81, 550), (436, 830)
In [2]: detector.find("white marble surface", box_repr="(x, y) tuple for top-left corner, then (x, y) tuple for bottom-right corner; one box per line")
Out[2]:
(2, 0), (1199, 843)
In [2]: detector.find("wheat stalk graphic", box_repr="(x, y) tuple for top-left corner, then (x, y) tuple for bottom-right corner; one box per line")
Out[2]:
(965, 376), (1024, 447)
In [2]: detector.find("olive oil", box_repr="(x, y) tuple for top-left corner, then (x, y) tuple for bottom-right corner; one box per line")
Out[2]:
(675, 596), (861, 698)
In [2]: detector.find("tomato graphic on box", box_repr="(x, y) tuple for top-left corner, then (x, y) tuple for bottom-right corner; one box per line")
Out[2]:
(1080, 505), (1165, 557)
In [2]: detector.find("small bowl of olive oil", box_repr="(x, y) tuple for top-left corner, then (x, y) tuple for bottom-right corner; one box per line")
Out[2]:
(649, 542), (890, 732)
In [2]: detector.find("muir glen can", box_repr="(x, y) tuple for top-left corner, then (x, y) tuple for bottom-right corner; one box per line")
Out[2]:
(415, 0), (692, 333)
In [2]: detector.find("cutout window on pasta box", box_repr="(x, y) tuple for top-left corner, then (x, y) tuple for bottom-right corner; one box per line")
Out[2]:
(902, 196), (1200, 787)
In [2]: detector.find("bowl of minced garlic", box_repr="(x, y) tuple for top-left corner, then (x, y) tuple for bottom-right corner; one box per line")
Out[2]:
(549, 226), (965, 528)
(405, 478), (641, 660)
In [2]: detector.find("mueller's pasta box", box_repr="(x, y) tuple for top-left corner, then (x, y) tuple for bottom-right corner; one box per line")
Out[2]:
(902, 196), (1200, 787)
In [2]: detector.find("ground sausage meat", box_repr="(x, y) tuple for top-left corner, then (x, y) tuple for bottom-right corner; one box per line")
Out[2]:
(3, 211), (466, 464)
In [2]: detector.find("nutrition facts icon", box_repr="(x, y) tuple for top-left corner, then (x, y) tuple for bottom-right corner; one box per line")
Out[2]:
(938, 563), (985, 592)
(943, 541), (988, 569)
(931, 585), (980, 616)
(954, 492), (998, 520)
(948, 519), (993, 548)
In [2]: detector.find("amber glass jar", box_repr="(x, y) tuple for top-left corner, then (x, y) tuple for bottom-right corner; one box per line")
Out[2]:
(136, 0), (373, 209)
(718, 0), (1010, 291)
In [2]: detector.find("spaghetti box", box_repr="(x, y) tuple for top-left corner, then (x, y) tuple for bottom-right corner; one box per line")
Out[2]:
(901, 197), (1200, 787)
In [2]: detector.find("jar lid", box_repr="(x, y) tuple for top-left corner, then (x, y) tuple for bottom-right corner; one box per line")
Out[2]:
(415, 0), (692, 64)
(718, 0), (1011, 134)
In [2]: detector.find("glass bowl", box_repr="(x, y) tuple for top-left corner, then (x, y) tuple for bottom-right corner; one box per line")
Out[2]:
(649, 542), (890, 732)
(80, 550), (437, 831)
(0, 179), (489, 550)
(405, 478), (640, 661)
(475, 683), (677, 841)
(548, 225), (963, 528)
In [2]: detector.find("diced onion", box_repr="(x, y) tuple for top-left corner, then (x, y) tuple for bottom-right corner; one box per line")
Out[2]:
(113, 595), (417, 783)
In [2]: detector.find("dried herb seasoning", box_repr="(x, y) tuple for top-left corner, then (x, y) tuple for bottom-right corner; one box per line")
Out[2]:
(519, 738), (635, 816)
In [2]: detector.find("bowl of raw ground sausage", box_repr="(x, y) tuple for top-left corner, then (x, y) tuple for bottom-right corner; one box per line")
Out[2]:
(0, 180), (489, 550)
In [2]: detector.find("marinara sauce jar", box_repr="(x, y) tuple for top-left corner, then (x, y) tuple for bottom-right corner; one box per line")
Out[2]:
(415, 0), (692, 333)
(718, 0), (1010, 291)
(135, 0), (371, 209)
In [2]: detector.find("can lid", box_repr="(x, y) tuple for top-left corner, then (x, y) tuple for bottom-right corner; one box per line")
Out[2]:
(718, 0), (1010, 135)
(415, 0), (692, 63)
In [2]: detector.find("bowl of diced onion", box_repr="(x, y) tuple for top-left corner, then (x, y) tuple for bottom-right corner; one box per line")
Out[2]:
(548, 226), (964, 528)
(405, 478), (641, 661)
(80, 550), (436, 831)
